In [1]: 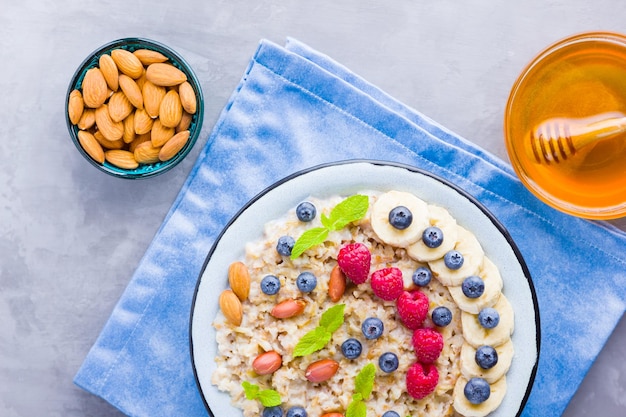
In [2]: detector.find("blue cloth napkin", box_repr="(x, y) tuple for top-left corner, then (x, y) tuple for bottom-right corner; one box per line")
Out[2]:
(74, 38), (626, 417)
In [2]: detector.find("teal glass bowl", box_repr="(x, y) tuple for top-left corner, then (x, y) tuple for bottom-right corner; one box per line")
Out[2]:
(66, 38), (204, 179)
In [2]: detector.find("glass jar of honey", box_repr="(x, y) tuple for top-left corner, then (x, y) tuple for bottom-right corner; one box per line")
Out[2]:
(505, 32), (626, 219)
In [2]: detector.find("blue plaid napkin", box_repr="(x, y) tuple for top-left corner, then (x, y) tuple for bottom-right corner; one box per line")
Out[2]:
(74, 38), (626, 417)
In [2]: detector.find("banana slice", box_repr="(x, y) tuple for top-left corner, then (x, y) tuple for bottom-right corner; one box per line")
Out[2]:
(460, 340), (514, 384)
(461, 294), (514, 348)
(448, 257), (503, 314)
(370, 190), (429, 248)
(406, 204), (458, 262)
(429, 226), (484, 286)
(453, 376), (507, 417)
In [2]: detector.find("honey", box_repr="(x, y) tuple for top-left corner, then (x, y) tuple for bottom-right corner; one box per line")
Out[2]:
(505, 32), (626, 219)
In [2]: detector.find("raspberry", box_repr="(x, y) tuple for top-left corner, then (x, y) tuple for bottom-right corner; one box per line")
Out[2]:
(370, 267), (404, 301)
(337, 243), (371, 284)
(396, 290), (429, 329)
(406, 362), (439, 399)
(412, 328), (443, 363)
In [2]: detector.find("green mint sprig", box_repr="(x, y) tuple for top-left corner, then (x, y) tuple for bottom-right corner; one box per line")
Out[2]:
(290, 195), (369, 259)
(241, 381), (281, 407)
(346, 363), (376, 417)
(293, 304), (345, 357)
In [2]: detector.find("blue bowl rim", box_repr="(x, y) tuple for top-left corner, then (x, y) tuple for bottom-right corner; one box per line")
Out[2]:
(66, 37), (204, 179)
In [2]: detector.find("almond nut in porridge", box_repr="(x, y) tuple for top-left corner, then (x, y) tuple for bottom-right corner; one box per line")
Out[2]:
(305, 359), (340, 383)
(150, 119), (175, 148)
(142, 80), (167, 118)
(252, 351), (282, 375)
(134, 108), (154, 135)
(178, 81), (197, 114)
(118, 74), (144, 109)
(108, 91), (134, 122)
(77, 108), (96, 130)
(228, 261), (251, 301)
(145, 63), (187, 87)
(82, 67), (108, 108)
(67, 89), (84, 125)
(219, 289), (243, 326)
(104, 149), (139, 170)
(98, 54), (119, 91)
(77, 130), (105, 164)
(321, 413), (343, 417)
(158, 130), (190, 162)
(133, 141), (161, 164)
(110, 48), (144, 79)
(328, 265), (347, 302)
(159, 90), (183, 128)
(270, 298), (306, 319)
(133, 49), (169, 65)
(95, 104), (124, 141)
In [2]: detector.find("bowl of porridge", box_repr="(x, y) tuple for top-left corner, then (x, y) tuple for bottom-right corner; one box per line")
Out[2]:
(190, 160), (539, 417)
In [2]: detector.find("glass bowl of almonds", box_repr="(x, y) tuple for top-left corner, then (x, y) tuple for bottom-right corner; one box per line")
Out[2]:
(66, 38), (204, 179)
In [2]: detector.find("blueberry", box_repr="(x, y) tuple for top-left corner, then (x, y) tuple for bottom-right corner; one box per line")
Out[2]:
(341, 338), (363, 359)
(361, 317), (384, 339)
(412, 266), (432, 287)
(464, 377), (491, 404)
(296, 272), (317, 293)
(296, 201), (316, 222)
(444, 250), (464, 270)
(261, 275), (281, 295)
(388, 206), (413, 230)
(475, 345), (498, 369)
(286, 406), (307, 417)
(422, 226), (444, 248)
(263, 406), (283, 417)
(478, 307), (500, 329)
(462, 275), (485, 299)
(276, 235), (295, 256)
(382, 412), (400, 417)
(431, 306), (452, 327)
(378, 352), (399, 373)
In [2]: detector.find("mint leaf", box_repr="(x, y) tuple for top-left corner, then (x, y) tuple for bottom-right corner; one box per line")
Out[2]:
(293, 327), (331, 357)
(346, 396), (366, 417)
(242, 381), (259, 400)
(319, 303), (345, 333)
(354, 363), (376, 400)
(324, 194), (369, 230)
(290, 227), (329, 259)
(257, 389), (282, 407)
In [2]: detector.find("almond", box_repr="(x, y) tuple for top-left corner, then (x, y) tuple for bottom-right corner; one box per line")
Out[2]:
(108, 91), (134, 122)
(150, 118), (175, 147)
(104, 149), (139, 170)
(118, 74), (143, 109)
(145, 63), (187, 86)
(68, 89), (84, 125)
(178, 81), (197, 114)
(99, 54), (119, 91)
(133, 108), (154, 135)
(252, 351), (282, 375)
(328, 265), (347, 302)
(133, 49), (169, 65)
(133, 141), (161, 164)
(159, 90), (183, 128)
(142, 80), (166, 118)
(82, 67), (108, 108)
(158, 129), (189, 161)
(270, 298), (306, 319)
(305, 359), (339, 382)
(110, 48), (144, 79)
(228, 261), (250, 301)
(122, 112), (136, 143)
(77, 108), (96, 130)
(219, 289), (243, 326)
(135, 71), (147, 90)
(77, 130), (105, 164)
(176, 111), (193, 133)
(321, 414), (343, 417)
(95, 104), (124, 141)
(94, 130), (124, 150)
(129, 132), (151, 152)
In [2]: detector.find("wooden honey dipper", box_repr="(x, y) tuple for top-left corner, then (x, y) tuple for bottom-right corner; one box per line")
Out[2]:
(526, 113), (626, 164)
